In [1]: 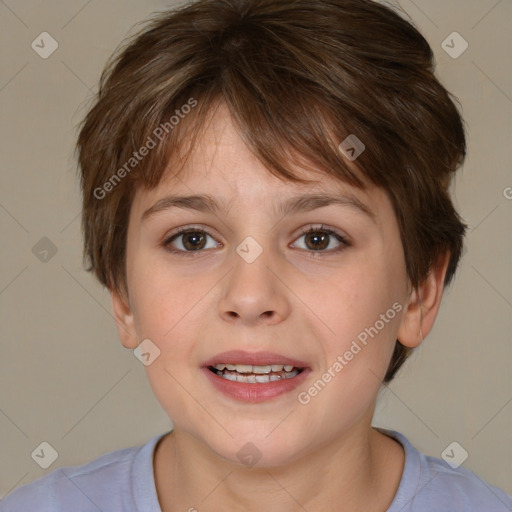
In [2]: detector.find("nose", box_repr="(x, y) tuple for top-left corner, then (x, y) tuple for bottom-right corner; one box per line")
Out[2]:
(216, 244), (291, 326)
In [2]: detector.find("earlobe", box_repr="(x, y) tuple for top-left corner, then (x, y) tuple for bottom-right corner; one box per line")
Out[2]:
(110, 288), (139, 349)
(397, 251), (451, 349)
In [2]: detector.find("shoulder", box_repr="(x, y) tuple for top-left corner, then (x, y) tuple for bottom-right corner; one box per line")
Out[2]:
(381, 429), (512, 512)
(0, 433), (166, 512)
(417, 453), (512, 509)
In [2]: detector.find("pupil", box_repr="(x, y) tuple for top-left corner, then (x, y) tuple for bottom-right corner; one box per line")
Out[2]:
(184, 232), (205, 250)
(307, 232), (328, 250)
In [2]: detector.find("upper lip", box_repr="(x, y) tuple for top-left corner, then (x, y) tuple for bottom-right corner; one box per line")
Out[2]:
(202, 350), (309, 368)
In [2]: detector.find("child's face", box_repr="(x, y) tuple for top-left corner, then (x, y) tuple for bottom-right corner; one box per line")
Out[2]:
(117, 103), (413, 466)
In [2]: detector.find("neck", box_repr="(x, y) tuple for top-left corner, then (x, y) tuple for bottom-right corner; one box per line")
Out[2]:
(154, 416), (404, 512)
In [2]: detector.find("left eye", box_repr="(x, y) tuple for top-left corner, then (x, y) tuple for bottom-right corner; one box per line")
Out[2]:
(292, 225), (349, 253)
(162, 225), (348, 256)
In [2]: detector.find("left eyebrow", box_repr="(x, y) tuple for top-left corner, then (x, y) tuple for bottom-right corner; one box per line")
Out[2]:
(141, 192), (375, 223)
(277, 193), (375, 221)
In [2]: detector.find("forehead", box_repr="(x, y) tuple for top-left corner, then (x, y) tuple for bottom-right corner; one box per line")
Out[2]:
(130, 103), (391, 224)
(167, 103), (325, 185)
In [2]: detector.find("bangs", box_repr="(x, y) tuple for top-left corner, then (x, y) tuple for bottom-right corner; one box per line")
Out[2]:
(130, 90), (367, 195)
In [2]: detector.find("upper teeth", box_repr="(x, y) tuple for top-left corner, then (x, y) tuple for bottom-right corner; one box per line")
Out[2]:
(214, 364), (295, 373)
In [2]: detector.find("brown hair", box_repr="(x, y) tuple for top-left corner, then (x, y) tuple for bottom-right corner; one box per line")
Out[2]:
(76, 0), (467, 382)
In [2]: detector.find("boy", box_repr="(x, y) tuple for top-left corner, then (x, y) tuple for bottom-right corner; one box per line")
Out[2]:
(2, 0), (511, 510)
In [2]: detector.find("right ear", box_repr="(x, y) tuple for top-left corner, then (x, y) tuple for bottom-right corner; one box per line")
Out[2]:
(110, 288), (138, 349)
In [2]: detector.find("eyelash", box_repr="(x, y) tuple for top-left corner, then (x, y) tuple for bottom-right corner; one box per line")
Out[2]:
(162, 224), (349, 258)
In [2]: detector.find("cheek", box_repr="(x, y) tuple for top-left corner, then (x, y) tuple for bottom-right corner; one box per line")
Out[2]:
(325, 251), (403, 330)
(127, 260), (203, 424)
(129, 256), (205, 340)
(313, 251), (406, 388)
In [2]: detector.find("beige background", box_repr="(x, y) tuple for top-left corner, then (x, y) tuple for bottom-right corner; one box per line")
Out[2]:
(1, 0), (511, 501)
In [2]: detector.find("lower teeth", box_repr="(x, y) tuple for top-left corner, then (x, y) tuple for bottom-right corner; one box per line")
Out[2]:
(214, 368), (300, 383)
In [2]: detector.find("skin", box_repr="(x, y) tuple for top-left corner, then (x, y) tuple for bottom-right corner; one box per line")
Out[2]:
(111, 102), (449, 511)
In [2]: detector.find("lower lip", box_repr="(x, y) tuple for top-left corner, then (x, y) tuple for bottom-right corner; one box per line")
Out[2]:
(202, 367), (311, 403)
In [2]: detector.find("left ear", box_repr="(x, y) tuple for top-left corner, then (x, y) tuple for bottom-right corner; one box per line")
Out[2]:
(397, 251), (451, 348)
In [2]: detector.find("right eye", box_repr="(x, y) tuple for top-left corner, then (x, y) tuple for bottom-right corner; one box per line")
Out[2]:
(162, 226), (220, 256)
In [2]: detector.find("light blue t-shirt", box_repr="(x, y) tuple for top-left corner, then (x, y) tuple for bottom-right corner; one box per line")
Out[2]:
(1, 429), (511, 511)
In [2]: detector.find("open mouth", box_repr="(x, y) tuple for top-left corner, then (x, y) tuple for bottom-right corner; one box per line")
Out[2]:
(203, 352), (310, 402)
(208, 363), (304, 383)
